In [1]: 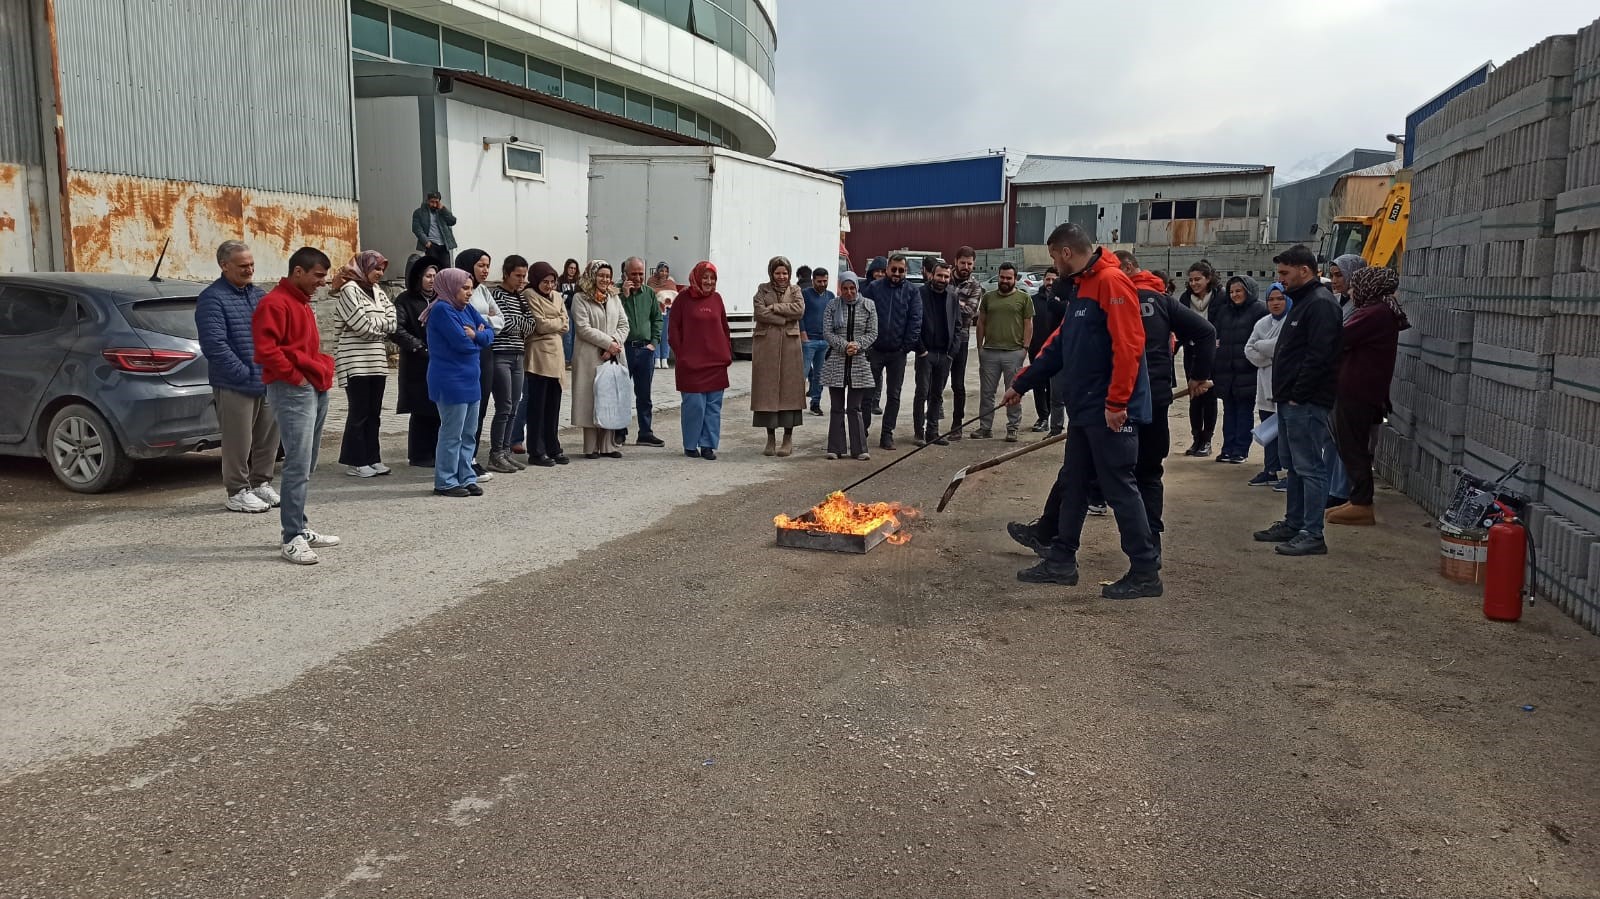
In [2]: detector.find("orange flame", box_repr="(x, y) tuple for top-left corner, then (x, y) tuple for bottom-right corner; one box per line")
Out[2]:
(775, 491), (918, 544)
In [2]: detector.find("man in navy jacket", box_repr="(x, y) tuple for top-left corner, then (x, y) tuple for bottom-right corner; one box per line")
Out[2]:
(861, 253), (923, 450)
(196, 241), (280, 514)
(1002, 224), (1161, 600)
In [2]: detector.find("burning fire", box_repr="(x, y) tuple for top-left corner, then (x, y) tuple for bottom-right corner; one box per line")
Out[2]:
(774, 491), (918, 545)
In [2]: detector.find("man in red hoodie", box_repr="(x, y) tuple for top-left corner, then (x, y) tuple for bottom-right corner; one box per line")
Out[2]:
(254, 247), (340, 565)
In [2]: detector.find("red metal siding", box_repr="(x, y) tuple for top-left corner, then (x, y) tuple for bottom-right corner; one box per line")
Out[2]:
(845, 204), (1006, 264)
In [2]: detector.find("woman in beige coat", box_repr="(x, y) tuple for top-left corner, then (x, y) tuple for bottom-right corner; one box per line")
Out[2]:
(750, 255), (806, 457)
(570, 259), (630, 459)
(521, 260), (570, 466)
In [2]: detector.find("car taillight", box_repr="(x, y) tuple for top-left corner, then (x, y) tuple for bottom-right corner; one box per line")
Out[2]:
(102, 348), (196, 373)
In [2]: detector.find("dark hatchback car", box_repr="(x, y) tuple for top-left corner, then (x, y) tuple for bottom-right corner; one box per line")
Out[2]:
(0, 273), (221, 492)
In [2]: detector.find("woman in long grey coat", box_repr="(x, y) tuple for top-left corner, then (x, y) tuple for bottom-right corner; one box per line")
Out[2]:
(822, 273), (878, 460)
(570, 260), (630, 459)
(750, 255), (806, 457)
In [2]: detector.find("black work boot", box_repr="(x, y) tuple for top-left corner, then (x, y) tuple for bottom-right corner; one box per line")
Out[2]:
(1007, 520), (1049, 557)
(1102, 570), (1163, 600)
(1018, 558), (1079, 586)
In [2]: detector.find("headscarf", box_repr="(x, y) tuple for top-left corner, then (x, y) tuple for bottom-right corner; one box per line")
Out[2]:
(529, 261), (558, 294)
(649, 262), (673, 291)
(580, 259), (615, 303)
(682, 261), (719, 300)
(332, 250), (387, 293)
(1266, 282), (1292, 320)
(838, 272), (861, 299)
(1332, 254), (1368, 292)
(419, 267), (474, 324)
(1224, 275), (1259, 304)
(767, 256), (792, 281)
(1350, 266), (1408, 329)
(454, 248), (490, 285)
(404, 255), (437, 300)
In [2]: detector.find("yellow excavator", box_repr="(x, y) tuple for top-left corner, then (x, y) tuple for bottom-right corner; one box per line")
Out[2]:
(1324, 169), (1411, 271)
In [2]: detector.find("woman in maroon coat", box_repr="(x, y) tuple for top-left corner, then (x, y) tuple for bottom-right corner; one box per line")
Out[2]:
(1328, 267), (1408, 527)
(669, 261), (734, 460)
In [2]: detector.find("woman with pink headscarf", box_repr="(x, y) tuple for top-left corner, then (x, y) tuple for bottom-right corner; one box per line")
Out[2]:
(331, 250), (396, 478)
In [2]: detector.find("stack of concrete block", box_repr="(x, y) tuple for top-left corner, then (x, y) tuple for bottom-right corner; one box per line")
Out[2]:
(1537, 18), (1600, 628)
(1382, 21), (1600, 633)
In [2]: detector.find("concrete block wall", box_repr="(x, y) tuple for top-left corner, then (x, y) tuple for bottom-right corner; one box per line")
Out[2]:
(1381, 22), (1600, 633)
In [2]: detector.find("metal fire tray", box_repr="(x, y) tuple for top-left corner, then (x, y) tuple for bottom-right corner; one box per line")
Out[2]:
(775, 513), (900, 554)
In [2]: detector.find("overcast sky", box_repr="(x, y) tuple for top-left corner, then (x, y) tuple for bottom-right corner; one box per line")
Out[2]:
(772, 0), (1598, 183)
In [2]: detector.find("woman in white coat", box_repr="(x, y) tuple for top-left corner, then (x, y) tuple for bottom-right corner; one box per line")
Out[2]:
(1243, 282), (1290, 489)
(570, 260), (630, 459)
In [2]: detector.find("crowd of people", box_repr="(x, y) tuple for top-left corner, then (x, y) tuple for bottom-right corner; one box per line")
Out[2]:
(193, 200), (1405, 571)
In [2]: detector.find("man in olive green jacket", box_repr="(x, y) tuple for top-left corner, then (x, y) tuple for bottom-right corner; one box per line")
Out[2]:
(617, 256), (664, 446)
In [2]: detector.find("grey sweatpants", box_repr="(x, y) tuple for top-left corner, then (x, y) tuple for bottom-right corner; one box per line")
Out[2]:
(215, 386), (280, 494)
(978, 348), (1026, 434)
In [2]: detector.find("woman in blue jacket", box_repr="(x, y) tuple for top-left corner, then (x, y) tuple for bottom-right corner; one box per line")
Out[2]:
(424, 267), (495, 496)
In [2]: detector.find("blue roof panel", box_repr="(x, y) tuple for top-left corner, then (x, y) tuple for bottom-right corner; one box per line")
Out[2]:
(839, 156), (1006, 211)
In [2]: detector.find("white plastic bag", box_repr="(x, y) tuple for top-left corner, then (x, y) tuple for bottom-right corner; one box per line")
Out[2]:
(1252, 413), (1278, 447)
(594, 359), (633, 430)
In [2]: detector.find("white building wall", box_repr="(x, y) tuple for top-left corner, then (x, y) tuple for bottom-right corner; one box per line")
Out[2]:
(440, 97), (660, 269)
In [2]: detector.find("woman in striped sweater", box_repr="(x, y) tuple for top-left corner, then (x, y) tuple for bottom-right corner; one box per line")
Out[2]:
(487, 255), (532, 473)
(332, 250), (397, 478)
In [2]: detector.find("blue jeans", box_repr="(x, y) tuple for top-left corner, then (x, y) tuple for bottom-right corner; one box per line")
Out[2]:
(264, 381), (329, 546)
(803, 339), (829, 404)
(1279, 402), (1332, 538)
(1326, 434), (1351, 501)
(681, 391), (724, 452)
(658, 311), (671, 362)
(510, 386), (529, 447)
(623, 343), (656, 438)
(1259, 410), (1281, 474)
(1221, 394), (1254, 460)
(435, 401), (480, 489)
(562, 322), (575, 363)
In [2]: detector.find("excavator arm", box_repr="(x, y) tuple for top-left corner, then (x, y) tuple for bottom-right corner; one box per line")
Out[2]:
(1360, 171), (1411, 271)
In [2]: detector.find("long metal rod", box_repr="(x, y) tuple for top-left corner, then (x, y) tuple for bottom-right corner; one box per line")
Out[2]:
(837, 413), (986, 494)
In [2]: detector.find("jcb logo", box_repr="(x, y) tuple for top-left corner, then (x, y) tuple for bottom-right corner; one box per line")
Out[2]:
(1388, 200), (1404, 222)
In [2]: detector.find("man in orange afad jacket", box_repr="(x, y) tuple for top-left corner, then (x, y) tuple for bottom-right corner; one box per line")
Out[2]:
(1002, 223), (1161, 600)
(253, 247), (342, 566)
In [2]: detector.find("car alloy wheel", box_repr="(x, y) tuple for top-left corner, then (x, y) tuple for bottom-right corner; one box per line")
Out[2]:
(52, 413), (106, 485)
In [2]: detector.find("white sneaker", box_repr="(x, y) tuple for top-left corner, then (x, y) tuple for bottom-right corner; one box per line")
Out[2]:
(370, 462), (391, 475)
(281, 535), (319, 565)
(225, 488), (270, 514)
(477, 470), (494, 482)
(302, 529), (341, 548)
(251, 483), (280, 507)
(346, 465), (381, 478)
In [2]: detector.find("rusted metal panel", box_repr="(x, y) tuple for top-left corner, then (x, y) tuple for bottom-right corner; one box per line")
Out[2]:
(0, 161), (52, 272)
(845, 205), (1005, 265)
(67, 171), (359, 282)
(55, 0), (355, 199)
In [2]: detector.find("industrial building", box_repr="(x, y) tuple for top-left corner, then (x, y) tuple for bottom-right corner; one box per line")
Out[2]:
(1, 0), (360, 280)
(0, 0), (779, 280)
(1271, 148), (1395, 244)
(1011, 156), (1274, 248)
(349, 0), (779, 271)
(837, 154), (1013, 265)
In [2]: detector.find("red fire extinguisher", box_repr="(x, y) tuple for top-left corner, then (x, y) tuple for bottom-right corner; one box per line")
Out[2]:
(1484, 502), (1528, 622)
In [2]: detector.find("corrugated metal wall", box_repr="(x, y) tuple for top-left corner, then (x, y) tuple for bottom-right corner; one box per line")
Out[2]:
(55, 0), (355, 199)
(840, 156), (1006, 211)
(845, 204), (1006, 263)
(0, 0), (43, 165)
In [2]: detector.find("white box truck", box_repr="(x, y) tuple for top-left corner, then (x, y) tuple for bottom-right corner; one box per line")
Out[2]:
(587, 146), (844, 356)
